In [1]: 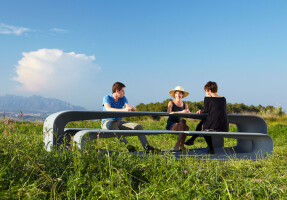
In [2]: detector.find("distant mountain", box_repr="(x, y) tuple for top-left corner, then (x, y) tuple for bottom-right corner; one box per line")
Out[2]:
(0, 95), (86, 113)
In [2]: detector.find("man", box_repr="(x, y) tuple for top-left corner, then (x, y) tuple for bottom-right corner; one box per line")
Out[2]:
(102, 82), (156, 152)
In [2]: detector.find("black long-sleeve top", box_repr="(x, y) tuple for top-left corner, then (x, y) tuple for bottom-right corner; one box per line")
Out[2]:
(203, 96), (228, 132)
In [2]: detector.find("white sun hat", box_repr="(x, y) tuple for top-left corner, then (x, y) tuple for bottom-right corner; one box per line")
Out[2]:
(169, 86), (189, 98)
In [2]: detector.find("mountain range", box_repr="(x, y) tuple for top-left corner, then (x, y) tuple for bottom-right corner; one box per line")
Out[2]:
(0, 95), (86, 113)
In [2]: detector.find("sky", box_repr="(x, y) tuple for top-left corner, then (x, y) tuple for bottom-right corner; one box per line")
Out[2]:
(0, 0), (286, 111)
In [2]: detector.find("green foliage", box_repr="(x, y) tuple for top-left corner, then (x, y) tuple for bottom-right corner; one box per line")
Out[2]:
(0, 119), (287, 199)
(226, 103), (261, 114)
(129, 99), (286, 121)
(260, 105), (285, 120)
(136, 99), (286, 114)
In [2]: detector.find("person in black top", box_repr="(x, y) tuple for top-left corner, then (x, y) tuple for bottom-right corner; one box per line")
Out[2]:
(166, 86), (190, 151)
(185, 81), (228, 154)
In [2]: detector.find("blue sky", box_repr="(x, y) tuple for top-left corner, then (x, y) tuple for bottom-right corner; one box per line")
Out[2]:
(0, 0), (286, 111)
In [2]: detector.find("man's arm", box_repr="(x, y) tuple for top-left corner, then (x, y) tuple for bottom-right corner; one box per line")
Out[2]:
(104, 103), (133, 111)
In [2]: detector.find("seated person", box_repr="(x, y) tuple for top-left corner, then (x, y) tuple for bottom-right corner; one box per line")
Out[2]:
(185, 81), (228, 154)
(102, 81), (157, 152)
(166, 86), (190, 151)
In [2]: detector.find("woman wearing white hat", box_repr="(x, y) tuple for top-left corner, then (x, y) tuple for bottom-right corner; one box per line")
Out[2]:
(166, 86), (190, 151)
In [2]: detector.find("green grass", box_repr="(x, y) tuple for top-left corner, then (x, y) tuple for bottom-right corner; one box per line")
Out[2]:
(0, 118), (286, 199)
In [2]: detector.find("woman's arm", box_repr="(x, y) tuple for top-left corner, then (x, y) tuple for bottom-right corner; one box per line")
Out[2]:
(167, 101), (190, 113)
(185, 103), (190, 113)
(203, 97), (209, 113)
(167, 101), (173, 113)
(196, 98), (208, 114)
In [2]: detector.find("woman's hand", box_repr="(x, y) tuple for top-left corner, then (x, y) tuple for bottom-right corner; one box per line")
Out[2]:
(196, 110), (203, 114)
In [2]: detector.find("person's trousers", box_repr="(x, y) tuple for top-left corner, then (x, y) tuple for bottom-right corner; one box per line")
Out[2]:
(101, 120), (150, 148)
(188, 119), (214, 151)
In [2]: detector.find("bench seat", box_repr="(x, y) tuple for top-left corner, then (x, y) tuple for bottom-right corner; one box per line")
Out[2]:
(65, 128), (273, 160)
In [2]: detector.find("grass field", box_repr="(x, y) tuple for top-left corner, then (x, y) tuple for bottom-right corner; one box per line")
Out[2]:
(0, 117), (286, 199)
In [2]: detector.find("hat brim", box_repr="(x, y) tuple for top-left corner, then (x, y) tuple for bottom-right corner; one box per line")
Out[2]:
(169, 90), (189, 98)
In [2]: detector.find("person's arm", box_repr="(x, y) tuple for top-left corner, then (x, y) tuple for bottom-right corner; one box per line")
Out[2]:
(184, 103), (190, 113)
(196, 97), (208, 114)
(103, 103), (124, 111)
(167, 101), (190, 113)
(196, 110), (203, 114)
(124, 103), (136, 111)
(104, 103), (132, 111)
(203, 97), (209, 113)
(103, 95), (132, 112)
(167, 101), (173, 113)
(123, 96), (136, 111)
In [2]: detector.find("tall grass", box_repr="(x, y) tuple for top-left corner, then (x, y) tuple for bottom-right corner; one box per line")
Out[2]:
(0, 118), (286, 199)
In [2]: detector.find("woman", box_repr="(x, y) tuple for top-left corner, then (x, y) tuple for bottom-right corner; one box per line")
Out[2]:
(185, 81), (228, 154)
(166, 86), (190, 151)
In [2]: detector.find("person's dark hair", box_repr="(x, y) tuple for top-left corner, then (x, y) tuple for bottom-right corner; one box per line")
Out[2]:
(112, 82), (126, 93)
(204, 81), (218, 93)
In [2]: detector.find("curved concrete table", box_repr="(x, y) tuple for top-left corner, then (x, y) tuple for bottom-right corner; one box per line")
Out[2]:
(43, 111), (273, 160)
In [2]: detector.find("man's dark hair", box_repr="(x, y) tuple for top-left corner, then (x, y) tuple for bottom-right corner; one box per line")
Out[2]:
(112, 82), (126, 93)
(204, 81), (218, 93)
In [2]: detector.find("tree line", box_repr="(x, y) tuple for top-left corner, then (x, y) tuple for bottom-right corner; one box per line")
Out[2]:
(136, 99), (270, 113)
(123, 99), (284, 121)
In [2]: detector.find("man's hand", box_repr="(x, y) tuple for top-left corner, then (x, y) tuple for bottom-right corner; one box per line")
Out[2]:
(130, 106), (136, 111)
(124, 105), (136, 111)
(124, 106), (132, 111)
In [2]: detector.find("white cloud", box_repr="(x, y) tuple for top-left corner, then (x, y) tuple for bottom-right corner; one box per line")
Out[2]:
(50, 28), (68, 33)
(13, 49), (100, 94)
(0, 23), (30, 35)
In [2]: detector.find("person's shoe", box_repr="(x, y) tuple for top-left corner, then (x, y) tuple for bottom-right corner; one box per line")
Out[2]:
(144, 145), (160, 154)
(184, 138), (194, 146)
(127, 145), (138, 152)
